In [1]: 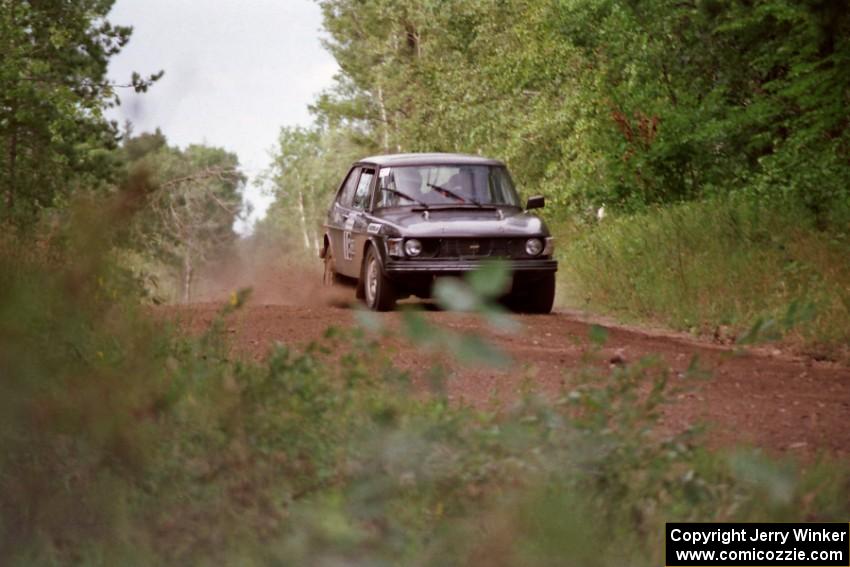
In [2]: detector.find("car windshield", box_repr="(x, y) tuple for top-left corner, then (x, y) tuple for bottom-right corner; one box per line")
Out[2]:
(374, 165), (521, 208)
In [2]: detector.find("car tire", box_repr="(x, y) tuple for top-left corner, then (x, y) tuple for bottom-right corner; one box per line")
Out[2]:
(509, 273), (555, 314)
(362, 246), (396, 311)
(323, 245), (343, 286)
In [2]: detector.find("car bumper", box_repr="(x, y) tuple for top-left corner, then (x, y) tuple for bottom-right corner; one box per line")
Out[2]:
(384, 258), (558, 274)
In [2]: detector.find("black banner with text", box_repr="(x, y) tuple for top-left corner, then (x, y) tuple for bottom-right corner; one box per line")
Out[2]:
(666, 523), (849, 566)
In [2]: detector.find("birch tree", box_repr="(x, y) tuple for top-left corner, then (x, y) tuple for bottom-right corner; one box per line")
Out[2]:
(150, 169), (242, 302)
(129, 139), (244, 303)
(261, 126), (369, 256)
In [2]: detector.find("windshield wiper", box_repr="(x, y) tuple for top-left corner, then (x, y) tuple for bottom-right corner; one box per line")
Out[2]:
(382, 188), (429, 208)
(426, 183), (483, 207)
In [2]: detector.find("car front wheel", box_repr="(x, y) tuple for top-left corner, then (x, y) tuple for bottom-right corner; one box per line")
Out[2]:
(362, 247), (396, 311)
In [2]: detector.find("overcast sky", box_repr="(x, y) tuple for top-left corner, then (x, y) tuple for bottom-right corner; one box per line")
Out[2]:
(105, 0), (339, 232)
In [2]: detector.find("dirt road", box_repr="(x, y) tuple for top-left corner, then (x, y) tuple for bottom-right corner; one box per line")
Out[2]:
(166, 294), (850, 457)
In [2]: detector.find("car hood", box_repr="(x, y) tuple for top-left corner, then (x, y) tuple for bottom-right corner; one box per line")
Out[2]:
(369, 207), (549, 238)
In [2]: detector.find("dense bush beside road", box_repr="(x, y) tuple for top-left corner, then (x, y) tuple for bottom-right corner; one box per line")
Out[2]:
(558, 197), (850, 360)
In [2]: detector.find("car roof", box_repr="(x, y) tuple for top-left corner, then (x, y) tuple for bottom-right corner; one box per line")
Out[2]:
(357, 152), (504, 167)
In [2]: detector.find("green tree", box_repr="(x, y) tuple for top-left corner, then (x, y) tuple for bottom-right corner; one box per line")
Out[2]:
(312, 0), (850, 220)
(125, 135), (244, 302)
(259, 125), (372, 255)
(0, 0), (161, 224)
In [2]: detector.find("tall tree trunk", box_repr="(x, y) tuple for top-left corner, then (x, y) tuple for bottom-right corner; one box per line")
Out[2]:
(182, 250), (193, 304)
(377, 84), (390, 153)
(6, 123), (17, 211)
(394, 111), (402, 153)
(297, 189), (312, 253)
(5, 2), (18, 212)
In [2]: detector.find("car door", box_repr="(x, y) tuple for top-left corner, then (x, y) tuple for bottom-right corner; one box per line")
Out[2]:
(343, 167), (376, 277)
(327, 167), (360, 276)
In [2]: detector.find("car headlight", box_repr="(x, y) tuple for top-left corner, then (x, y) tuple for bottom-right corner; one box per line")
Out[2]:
(404, 238), (423, 257)
(525, 238), (544, 256)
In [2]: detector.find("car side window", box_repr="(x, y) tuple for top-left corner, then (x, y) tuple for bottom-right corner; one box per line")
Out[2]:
(337, 167), (360, 208)
(351, 169), (375, 210)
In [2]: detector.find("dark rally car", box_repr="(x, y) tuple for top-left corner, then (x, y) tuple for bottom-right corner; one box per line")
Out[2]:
(320, 153), (558, 312)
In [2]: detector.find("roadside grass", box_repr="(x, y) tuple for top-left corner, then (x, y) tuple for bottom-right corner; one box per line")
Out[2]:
(2, 226), (850, 564)
(555, 196), (850, 360)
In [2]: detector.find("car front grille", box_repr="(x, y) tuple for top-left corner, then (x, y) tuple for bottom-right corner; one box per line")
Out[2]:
(431, 238), (525, 259)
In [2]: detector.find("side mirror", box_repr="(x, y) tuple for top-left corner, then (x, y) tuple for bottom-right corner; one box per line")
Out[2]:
(526, 195), (545, 210)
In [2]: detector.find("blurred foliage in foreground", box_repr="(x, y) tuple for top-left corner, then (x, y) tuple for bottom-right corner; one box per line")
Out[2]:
(2, 206), (849, 566)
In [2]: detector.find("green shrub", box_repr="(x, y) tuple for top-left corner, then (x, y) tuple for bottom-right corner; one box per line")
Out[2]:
(557, 196), (850, 359)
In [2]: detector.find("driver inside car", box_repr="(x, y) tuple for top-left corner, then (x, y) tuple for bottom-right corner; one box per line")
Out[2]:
(378, 167), (424, 207)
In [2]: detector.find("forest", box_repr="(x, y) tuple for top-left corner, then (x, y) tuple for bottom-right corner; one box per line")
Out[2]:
(1, 0), (849, 564)
(263, 0), (850, 355)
